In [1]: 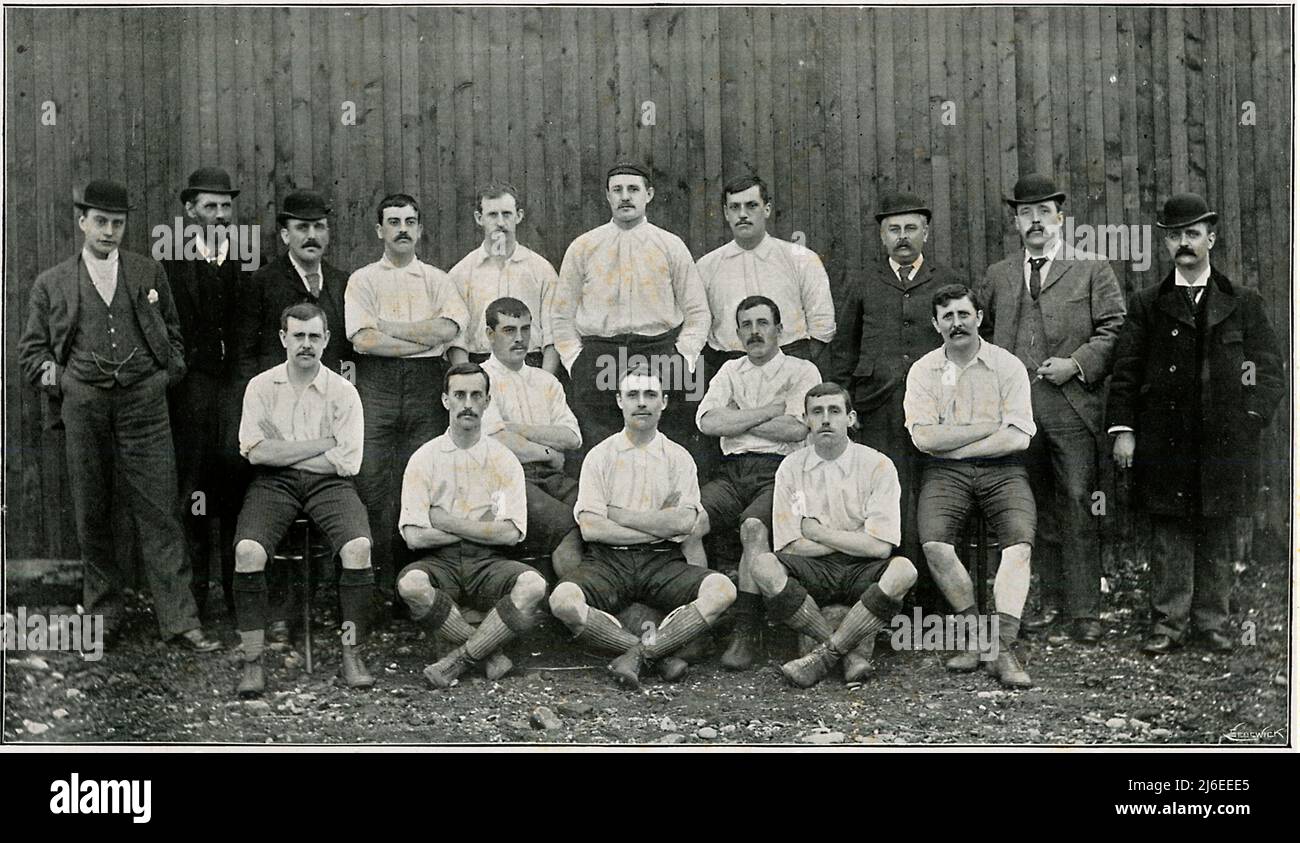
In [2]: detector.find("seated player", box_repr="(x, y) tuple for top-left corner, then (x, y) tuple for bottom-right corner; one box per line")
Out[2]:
(693, 295), (821, 670)
(396, 362), (547, 689)
(904, 284), (1037, 688)
(744, 382), (918, 687)
(479, 297), (584, 580)
(231, 302), (374, 698)
(547, 369), (737, 688)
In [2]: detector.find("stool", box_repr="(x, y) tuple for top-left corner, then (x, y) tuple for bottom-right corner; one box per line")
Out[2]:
(961, 510), (999, 614)
(272, 515), (332, 673)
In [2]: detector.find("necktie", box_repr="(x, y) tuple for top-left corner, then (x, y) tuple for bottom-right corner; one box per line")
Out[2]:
(897, 264), (912, 286)
(1028, 257), (1048, 301)
(306, 272), (321, 298)
(1185, 286), (1202, 311)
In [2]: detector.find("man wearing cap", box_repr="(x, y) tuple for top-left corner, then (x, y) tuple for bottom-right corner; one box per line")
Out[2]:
(904, 283), (1037, 688)
(978, 174), (1126, 645)
(163, 167), (254, 619)
(826, 192), (962, 610)
(18, 179), (220, 653)
(345, 193), (469, 610)
(448, 183), (561, 374)
(1109, 193), (1282, 656)
(695, 173), (835, 375)
(552, 162), (711, 455)
(234, 189), (351, 382)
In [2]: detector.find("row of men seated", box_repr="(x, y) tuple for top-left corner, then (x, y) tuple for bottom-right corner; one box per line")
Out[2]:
(17, 165), (1282, 688)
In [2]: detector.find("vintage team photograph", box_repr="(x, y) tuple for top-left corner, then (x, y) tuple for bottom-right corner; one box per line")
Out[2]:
(1, 2), (1293, 748)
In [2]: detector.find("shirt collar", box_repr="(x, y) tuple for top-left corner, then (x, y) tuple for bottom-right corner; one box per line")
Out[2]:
(931, 338), (994, 371)
(722, 233), (776, 261)
(288, 252), (323, 288)
(1024, 240), (1062, 266)
(476, 241), (529, 264)
(805, 442), (852, 476)
(379, 254), (426, 274)
(735, 349), (787, 378)
(612, 429), (666, 454)
(432, 432), (492, 464)
(1174, 263), (1212, 288)
(270, 361), (331, 393)
(194, 234), (230, 265)
(889, 253), (925, 274)
(82, 246), (120, 267)
(482, 353), (523, 379)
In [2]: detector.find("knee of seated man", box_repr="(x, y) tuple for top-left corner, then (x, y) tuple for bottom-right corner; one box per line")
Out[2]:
(513, 570), (548, 605)
(921, 541), (954, 562)
(397, 569), (432, 601)
(234, 540), (267, 573)
(548, 581), (585, 616)
(701, 572), (737, 605)
(339, 536), (371, 567)
(890, 555), (919, 585)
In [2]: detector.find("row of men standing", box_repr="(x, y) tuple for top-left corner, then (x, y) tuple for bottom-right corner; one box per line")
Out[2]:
(17, 161), (1283, 667)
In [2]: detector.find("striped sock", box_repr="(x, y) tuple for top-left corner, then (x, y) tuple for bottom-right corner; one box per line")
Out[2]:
(644, 603), (709, 660)
(574, 608), (641, 654)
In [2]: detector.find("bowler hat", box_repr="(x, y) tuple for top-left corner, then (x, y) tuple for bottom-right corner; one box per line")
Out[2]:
(606, 162), (652, 184)
(1156, 193), (1218, 229)
(875, 191), (931, 223)
(277, 190), (332, 222)
(74, 179), (133, 213)
(181, 166), (240, 202)
(1005, 173), (1066, 207)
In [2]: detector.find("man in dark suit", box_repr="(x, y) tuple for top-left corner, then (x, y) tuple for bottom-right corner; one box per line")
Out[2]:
(1109, 193), (1283, 656)
(826, 192), (960, 610)
(18, 179), (220, 652)
(978, 174), (1126, 644)
(163, 167), (254, 619)
(234, 190), (351, 382)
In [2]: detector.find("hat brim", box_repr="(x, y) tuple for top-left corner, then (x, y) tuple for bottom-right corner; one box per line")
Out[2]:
(181, 187), (240, 202)
(875, 207), (932, 223)
(1155, 211), (1218, 229)
(74, 200), (133, 213)
(1005, 192), (1066, 208)
(277, 211), (331, 222)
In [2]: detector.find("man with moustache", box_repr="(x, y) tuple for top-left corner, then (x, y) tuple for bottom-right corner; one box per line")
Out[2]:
(827, 192), (962, 610)
(694, 295), (822, 670)
(345, 194), (469, 610)
(18, 178), (219, 653)
(162, 167), (253, 619)
(396, 362), (547, 688)
(978, 174), (1126, 644)
(1108, 194), (1282, 656)
(552, 162), (711, 454)
(741, 382), (918, 688)
(448, 183), (561, 374)
(904, 284), (1037, 688)
(695, 174), (836, 375)
(548, 369), (737, 688)
(234, 190), (352, 382)
(478, 297), (585, 581)
(231, 302), (374, 697)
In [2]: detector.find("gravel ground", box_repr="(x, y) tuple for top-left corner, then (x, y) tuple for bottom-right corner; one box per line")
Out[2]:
(4, 558), (1289, 746)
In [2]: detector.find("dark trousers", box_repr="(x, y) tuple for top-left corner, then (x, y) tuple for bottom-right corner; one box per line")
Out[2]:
(855, 385), (930, 608)
(569, 328), (702, 456)
(170, 369), (244, 616)
(61, 370), (199, 636)
(354, 355), (448, 598)
(1024, 383), (1101, 620)
(1148, 514), (1234, 639)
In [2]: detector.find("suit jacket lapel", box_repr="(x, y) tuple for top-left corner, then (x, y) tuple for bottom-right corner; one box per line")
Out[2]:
(1156, 273), (1196, 327)
(879, 260), (906, 292)
(1040, 259), (1069, 294)
(1203, 272), (1238, 330)
(1003, 259), (1027, 344)
(62, 255), (84, 329)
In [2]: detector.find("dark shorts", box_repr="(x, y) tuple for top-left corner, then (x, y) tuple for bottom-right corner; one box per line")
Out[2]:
(917, 459), (1036, 548)
(566, 542), (713, 615)
(517, 463), (580, 556)
(235, 469), (371, 557)
(775, 551), (893, 605)
(399, 542), (539, 612)
(701, 453), (781, 533)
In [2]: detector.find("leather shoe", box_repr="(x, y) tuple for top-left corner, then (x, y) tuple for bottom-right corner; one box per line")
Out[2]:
(608, 645), (645, 689)
(1023, 607), (1061, 631)
(174, 628), (221, 653)
(1142, 633), (1181, 655)
(1072, 619), (1102, 645)
(1197, 629), (1234, 653)
(990, 650), (1033, 688)
(267, 620), (291, 645)
(658, 656), (690, 682)
(944, 647), (983, 672)
(340, 645), (375, 689)
(237, 661), (265, 698)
